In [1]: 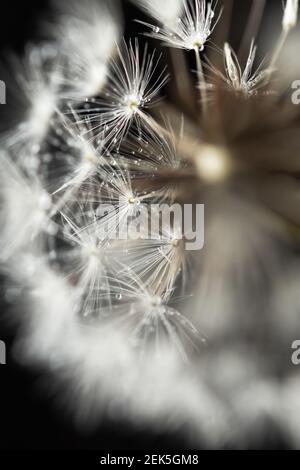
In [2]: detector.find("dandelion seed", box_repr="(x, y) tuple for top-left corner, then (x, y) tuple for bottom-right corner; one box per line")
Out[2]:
(46, 0), (121, 99)
(92, 165), (152, 242)
(63, 60), (109, 101)
(122, 218), (188, 294)
(140, 0), (221, 52)
(50, 110), (106, 214)
(59, 210), (113, 318)
(78, 40), (168, 146)
(202, 42), (272, 97)
(102, 270), (203, 361)
(138, 0), (221, 114)
(4, 46), (62, 158)
(224, 42), (272, 96)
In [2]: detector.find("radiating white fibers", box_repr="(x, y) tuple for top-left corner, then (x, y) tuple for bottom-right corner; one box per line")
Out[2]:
(133, 0), (184, 27)
(139, 0), (221, 51)
(0, 152), (54, 261)
(47, 0), (122, 99)
(77, 39), (169, 147)
(2, 45), (62, 159)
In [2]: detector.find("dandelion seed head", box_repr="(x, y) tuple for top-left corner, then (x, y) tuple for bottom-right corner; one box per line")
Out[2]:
(79, 40), (168, 145)
(124, 93), (143, 114)
(128, 195), (138, 205)
(84, 246), (104, 273)
(141, 0), (220, 52)
(4, 0), (300, 447)
(171, 239), (181, 248)
(81, 143), (99, 167)
(145, 294), (163, 309)
(186, 30), (207, 51)
(83, 151), (98, 167)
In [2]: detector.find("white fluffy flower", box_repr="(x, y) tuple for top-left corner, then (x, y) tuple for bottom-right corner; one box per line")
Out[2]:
(3, 0), (300, 449)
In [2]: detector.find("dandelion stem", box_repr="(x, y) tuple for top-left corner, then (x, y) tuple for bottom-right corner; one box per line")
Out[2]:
(195, 48), (207, 116)
(137, 111), (174, 140)
(170, 48), (196, 115)
(238, 0), (266, 61)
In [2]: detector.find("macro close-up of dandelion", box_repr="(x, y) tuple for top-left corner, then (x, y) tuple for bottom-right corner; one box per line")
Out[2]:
(1, 0), (300, 452)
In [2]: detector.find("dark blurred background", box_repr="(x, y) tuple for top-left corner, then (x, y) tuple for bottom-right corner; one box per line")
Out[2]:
(0, 0), (286, 451)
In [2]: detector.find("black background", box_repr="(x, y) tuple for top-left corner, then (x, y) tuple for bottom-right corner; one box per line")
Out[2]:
(0, 0), (286, 451)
